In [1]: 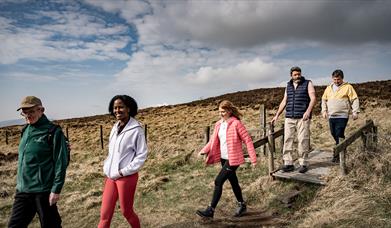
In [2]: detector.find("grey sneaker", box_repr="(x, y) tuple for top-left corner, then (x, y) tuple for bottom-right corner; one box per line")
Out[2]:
(234, 202), (247, 217)
(196, 206), (214, 218)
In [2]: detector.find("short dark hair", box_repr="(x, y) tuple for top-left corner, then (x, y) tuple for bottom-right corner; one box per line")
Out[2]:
(290, 66), (301, 75)
(332, 69), (344, 79)
(108, 95), (138, 117)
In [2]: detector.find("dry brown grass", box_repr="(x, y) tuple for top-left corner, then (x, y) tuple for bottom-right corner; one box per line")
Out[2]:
(0, 80), (390, 227)
(288, 107), (391, 228)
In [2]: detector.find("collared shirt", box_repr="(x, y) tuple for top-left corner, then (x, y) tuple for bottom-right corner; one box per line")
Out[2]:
(218, 120), (228, 159)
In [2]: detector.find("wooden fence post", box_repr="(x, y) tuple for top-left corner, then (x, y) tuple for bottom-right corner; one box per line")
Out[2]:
(5, 131), (8, 145)
(100, 125), (104, 149)
(280, 124), (284, 156)
(373, 125), (378, 151)
(259, 104), (267, 156)
(66, 127), (69, 140)
(361, 119), (374, 151)
(144, 124), (148, 144)
(361, 131), (367, 151)
(268, 123), (275, 177)
(339, 137), (347, 175)
(366, 120), (376, 151)
(204, 126), (210, 144)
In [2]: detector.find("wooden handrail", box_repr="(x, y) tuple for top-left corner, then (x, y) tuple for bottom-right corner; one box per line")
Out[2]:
(334, 119), (374, 154)
(253, 128), (284, 149)
(334, 119), (377, 176)
(253, 137), (269, 149)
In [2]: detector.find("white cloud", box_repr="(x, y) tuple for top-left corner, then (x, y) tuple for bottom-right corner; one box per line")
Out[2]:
(103, 0), (391, 104)
(6, 72), (59, 82)
(185, 58), (279, 85)
(84, 0), (151, 21)
(1, 0), (391, 122)
(0, 7), (131, 64)
(128, 1), (391, 49)
(109, 43), (289, 107)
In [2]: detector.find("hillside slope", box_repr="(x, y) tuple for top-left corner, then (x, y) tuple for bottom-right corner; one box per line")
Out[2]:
(0, 80), (390, 227)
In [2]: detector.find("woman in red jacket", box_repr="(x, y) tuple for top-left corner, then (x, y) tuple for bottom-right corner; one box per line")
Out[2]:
(197, 100), (257, 218)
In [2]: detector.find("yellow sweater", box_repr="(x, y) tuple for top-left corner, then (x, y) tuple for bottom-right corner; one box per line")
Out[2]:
(321, 82), (360, 117)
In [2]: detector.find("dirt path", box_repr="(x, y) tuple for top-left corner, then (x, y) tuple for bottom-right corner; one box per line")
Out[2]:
(162, 209), (284, 228)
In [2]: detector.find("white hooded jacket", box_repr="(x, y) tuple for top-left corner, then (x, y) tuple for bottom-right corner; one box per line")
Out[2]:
(103, 117), (148, 180)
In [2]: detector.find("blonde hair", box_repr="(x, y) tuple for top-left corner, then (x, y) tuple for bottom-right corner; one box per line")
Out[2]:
(219, 100), (242, 120)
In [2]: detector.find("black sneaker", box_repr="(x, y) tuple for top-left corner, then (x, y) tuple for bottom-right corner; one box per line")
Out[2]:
(196, 206), (214, 218)
(282, 165), (295, 172)
(298, 165), (308, 173)
(234, 202), (247, 217)
(331, 155), (340, 163)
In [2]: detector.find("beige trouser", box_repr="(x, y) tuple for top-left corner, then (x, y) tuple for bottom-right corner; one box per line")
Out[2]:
(283, 118), (311, 166)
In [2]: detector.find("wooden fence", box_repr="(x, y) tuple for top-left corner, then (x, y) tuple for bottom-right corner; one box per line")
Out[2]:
(3, 124), (149, 149)
(334, 119), (377, 175)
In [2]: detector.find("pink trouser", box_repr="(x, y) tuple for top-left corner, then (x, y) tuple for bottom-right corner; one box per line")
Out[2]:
(98, 173), (140, 228)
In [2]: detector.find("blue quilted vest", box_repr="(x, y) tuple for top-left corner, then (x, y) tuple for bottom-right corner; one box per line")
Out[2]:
(286, 77), (311, 119)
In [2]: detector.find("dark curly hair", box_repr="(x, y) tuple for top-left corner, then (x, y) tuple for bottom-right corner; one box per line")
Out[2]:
(290, 66), (301, 75)
(108, 95), (138, 117)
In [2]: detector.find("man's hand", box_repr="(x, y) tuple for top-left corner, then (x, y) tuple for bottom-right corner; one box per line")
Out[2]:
(251, 163), (257, 170)
(352, 113), (358, 120)
(302, 111), (311, 121)
(271, 115), (278, 126)
(49, 193), (60, 206)
(322, 111), (328, 119)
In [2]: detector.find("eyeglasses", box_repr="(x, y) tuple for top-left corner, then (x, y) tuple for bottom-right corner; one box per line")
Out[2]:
(20, 108), (40, 117)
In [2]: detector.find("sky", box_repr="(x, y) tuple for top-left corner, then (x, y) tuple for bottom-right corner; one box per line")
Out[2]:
(1, 0), (390, 122)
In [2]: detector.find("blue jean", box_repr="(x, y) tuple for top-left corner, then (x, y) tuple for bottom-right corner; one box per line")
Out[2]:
(329, 118), (348, 145)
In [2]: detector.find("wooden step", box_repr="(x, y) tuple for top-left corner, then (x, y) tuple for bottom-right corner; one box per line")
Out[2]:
(272, 149), (338, 185)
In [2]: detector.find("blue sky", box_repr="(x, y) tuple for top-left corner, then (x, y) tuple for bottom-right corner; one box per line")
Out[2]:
(1, 0), (390, 122)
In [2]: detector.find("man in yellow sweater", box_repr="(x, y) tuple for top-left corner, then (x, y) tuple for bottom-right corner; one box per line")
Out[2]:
(321, 69), (360, 162)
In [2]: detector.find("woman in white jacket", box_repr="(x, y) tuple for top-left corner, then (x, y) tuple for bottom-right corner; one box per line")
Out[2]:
(98, 95), (147, 228)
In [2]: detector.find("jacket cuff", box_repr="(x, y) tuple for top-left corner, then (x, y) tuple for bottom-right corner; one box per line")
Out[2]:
(51, 186), (62, 194)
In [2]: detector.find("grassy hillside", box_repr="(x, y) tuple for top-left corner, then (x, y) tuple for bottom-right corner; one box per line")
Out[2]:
(0, 80), (390, 227)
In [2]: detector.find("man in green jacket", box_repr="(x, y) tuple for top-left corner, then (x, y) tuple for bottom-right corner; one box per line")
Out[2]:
(8, 96), (69, 228)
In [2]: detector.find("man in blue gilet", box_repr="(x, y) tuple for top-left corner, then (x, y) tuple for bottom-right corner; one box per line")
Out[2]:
(271, 66), (316, 173)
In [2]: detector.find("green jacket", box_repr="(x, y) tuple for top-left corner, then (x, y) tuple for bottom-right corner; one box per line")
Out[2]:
(17, 114), (68, 194)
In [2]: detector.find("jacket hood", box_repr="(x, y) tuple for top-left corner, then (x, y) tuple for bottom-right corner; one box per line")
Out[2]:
(329, 81), (349, 88)
(115, 117), (141, 133)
